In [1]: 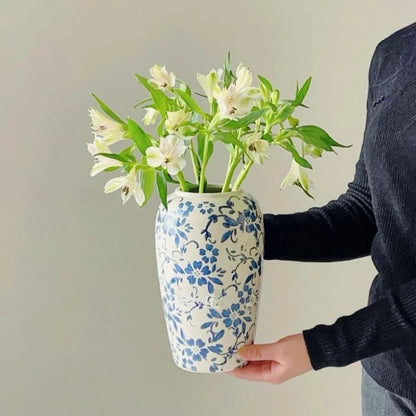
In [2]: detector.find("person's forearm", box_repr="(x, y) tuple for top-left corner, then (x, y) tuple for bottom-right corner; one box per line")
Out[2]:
(263, 147), (377, 262)
(302, 275), (416, 370)
(263, 181), (376, 262)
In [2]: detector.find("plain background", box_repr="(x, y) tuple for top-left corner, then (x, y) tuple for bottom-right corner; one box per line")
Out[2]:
(2, 1), (415, 415)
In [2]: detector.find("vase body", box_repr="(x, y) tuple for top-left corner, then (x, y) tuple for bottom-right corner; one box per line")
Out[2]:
(154, 186), (264, 373)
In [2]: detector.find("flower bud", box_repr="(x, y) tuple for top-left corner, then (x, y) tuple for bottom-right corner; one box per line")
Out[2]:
(288, 116), (299, 128)
(271, 89), (280, 105)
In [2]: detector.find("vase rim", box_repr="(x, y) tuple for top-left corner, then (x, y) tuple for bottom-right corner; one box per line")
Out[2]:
(174, 184), (244, 198)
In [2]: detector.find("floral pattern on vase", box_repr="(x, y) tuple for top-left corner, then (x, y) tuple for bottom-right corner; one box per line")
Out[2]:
(155, 186), (264, 373)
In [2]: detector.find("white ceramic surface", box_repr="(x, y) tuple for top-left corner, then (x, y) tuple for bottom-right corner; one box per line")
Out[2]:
(155, 186), (264, 373)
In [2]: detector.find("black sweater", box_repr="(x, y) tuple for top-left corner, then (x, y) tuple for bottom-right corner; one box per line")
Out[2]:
(263, 22), (416, 401)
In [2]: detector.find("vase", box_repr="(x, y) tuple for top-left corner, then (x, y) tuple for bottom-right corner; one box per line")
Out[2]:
(154, 184), (264, 373)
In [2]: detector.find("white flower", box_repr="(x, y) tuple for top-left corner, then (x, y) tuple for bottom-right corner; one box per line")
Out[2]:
(146, 134), (187, 176)
(88, 108), (128, 145)
(165, 109), (192, 136)
(87, 136), (110, 156)
(142, 107), (159, 125)
(86, 137), (123, 177)
(196, 68), (223, 103)
(212, 63), (260, 120)
(104, 166), (145, 206)
(243, 132), (270, 164)
(235, 63), (254, 92)
(280, 159), (314, 193)
(148, 64), (176, 90)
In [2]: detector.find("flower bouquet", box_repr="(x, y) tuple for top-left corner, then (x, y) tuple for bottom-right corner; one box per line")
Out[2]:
(86, 53), (350, 373)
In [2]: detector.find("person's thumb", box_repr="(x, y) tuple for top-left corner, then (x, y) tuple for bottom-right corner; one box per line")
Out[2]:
(237, 342), (278, 361)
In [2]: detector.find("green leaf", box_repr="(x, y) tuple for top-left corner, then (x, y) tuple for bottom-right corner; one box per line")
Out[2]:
(188, 145), (201, 172)
(207, 140), (214, 162)
(133, 98), (153, 109)
(103, 166), (121, 172)
(223, 52), (232, 89)
(140, 169), (155, 205)
(93, 152), (130, 163)
(135, 73), (171, 116)
(272, 104), (295, 123)
(196, 133), (205, 162)
(174, 88), (205, 116)
(127, 118), (152, 155)
(119, 145), (137, 162)
(90, 94), (125, 124)
(176, 79), (192, 96)
(196, 133), (214, 164)
(222, 109), (266, 129)
(262, 133), (274, 143)
(156, 171), (168, 210)
(279, 98), (310, 109)
(294, 76), (312, 106)
(295, 125), (352, 151)
(156, 117), (165, 137)
(163, 170), (180, 185)
(211, 131), (244, 151)
(258, 74), (273, 91)
(293, 180), (315, 199)
(278, 141), (312, 169)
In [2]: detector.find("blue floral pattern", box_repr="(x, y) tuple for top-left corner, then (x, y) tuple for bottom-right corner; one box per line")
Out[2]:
(155, 188), (263, 373)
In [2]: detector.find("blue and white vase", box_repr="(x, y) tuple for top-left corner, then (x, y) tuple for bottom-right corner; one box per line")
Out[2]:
(154, 185), (264, 373)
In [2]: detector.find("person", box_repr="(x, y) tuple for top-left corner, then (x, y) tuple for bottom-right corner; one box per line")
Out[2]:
(226, 21), (416, 415)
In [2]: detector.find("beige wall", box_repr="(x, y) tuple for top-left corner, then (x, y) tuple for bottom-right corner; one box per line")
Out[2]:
(2, 1), (415, 415)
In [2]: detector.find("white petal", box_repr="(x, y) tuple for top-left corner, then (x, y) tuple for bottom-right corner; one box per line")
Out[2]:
(121, 188), (133, 205)
(90, 158), (123, 177)
(168, 72), (176, 88)
(146, 147), (165, 168)
(167, 157), (186, 176)
(89, 108), (125, 135)
(280, 161), (298, 190)
(235, 64), (253, 93)
(104, 177), (126, 193)
(86, 142), (97, 155)
(133, 188), (146, 206)
(149, 64), (164, 80)
(142, 107), (159, 125)
(87, 137), (112, 156)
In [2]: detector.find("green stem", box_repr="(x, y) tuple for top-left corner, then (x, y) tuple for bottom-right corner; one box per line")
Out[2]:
(231, 123), (273, 191)
(198, 134), (210, 193)
(189, 140), (199, 184)
(176, 171), (189, 191)
(232, 159), (254, 191)
(222, 147), (241, 192)
(222, 129), (243, 192)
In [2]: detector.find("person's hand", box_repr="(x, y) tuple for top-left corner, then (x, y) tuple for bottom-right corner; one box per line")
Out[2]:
(225, 333), (313, 384)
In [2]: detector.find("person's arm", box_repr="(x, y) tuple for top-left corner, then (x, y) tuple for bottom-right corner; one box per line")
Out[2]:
(263, 140), (376, 262)
(303, 275), (416, 370)
(263, 41), (382, 263)
(297, 36), (416, 370)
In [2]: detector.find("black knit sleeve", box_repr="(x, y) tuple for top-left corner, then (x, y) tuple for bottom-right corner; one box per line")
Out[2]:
(263, 142), (376, 262)
(262, 42), (381, 263)
(299, 38), (416, 371)
(302, 276), (416, 370)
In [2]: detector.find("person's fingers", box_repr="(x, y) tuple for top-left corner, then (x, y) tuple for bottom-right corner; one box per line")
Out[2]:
(226, 360), (280, 382)
(237, 342), (279, 361)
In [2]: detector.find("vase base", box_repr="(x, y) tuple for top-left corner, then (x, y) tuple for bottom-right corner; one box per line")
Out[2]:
(172, 357), (248, 374)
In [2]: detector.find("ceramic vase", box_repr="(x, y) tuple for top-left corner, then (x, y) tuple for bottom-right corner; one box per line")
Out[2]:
(154, 185), (264, 373)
